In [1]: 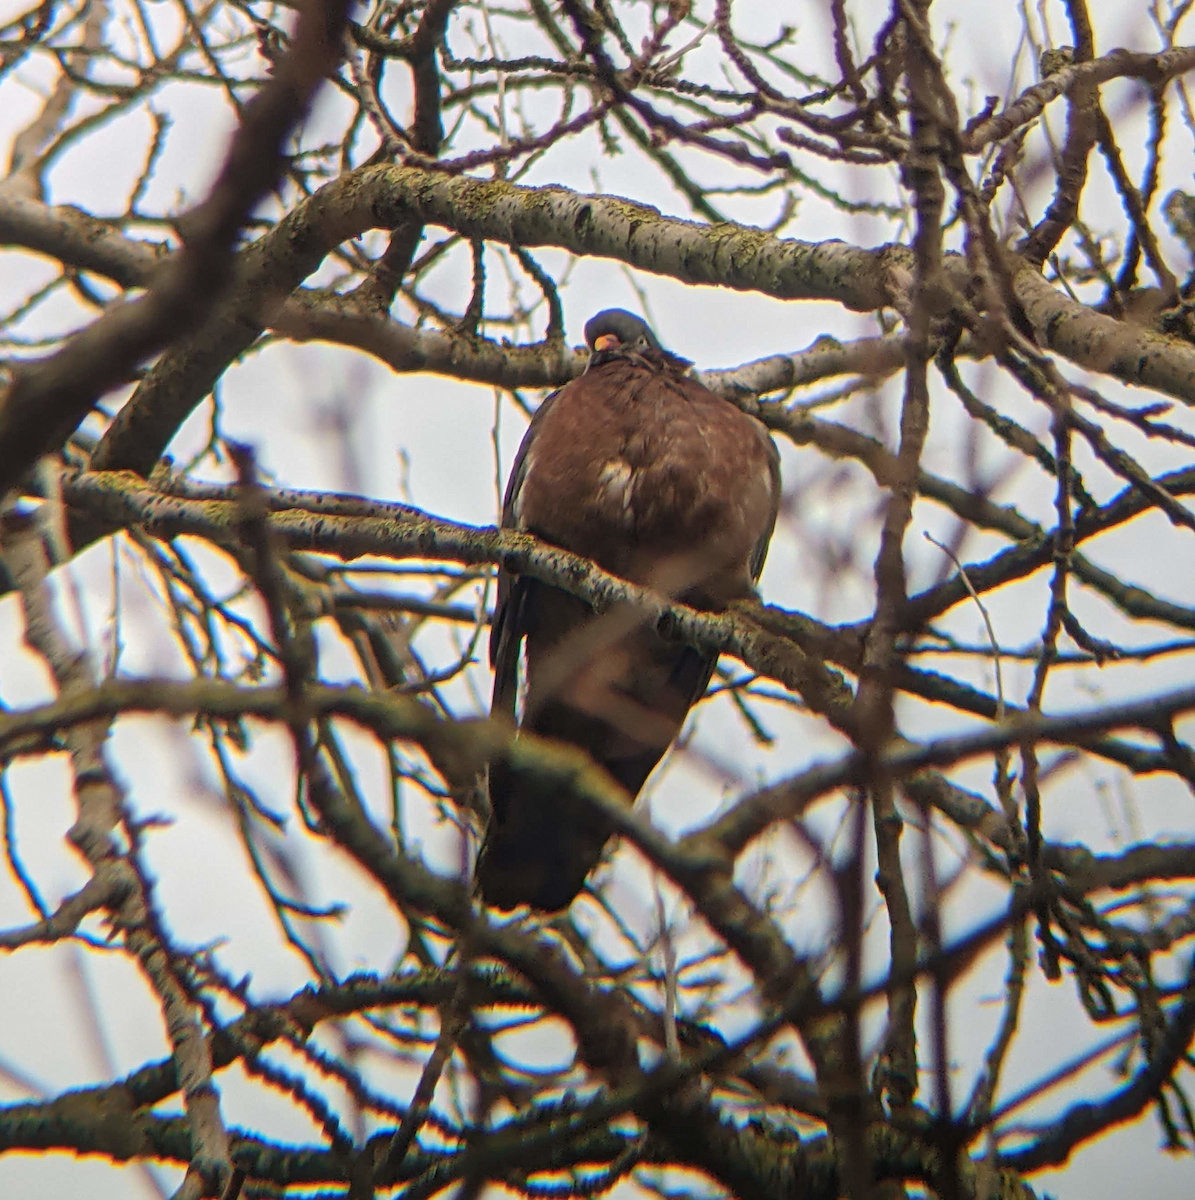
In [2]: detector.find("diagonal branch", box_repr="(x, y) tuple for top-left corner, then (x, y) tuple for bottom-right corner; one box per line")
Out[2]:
(0, 0), (355, 496)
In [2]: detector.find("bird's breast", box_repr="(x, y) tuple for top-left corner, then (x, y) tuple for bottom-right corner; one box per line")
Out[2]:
(513, 364), (775, 594)
(541, 421), (719, 545)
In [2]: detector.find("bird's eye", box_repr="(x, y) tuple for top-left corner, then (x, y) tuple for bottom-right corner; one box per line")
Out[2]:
(636, 335), (649, 347)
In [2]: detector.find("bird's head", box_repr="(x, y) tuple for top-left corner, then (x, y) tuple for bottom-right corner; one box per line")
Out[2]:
(584, 309), (662, 356)
(582, 309), (690, 372)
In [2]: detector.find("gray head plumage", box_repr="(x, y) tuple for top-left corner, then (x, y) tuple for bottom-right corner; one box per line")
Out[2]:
(584, 309), (663, 354)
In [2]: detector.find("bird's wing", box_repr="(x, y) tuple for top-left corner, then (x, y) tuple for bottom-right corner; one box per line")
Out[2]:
(751, 428), (782, 584)
(679, 423), (779, 730)
(662, 395), (780, 727)
(489, 388), (562, 718)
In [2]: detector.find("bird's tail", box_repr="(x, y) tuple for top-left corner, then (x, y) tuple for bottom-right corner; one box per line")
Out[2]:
(477, 604), (716, 911)
(477, 701), (673, 911)
(476, 753), (614, 912)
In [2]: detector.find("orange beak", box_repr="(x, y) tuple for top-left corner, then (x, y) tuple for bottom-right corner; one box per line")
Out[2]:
(593, 333), (621, 352)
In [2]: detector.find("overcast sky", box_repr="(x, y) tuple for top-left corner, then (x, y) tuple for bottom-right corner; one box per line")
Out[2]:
(2, 1), (1195, 1197)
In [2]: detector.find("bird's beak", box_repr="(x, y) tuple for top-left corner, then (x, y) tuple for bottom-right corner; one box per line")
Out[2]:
(593, 333), (621, 352)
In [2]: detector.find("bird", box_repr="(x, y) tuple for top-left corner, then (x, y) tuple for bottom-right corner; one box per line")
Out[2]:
(476, 309), (780, 911)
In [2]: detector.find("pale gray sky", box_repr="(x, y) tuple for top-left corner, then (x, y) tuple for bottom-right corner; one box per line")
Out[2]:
(2, 1), (1194, 1197)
